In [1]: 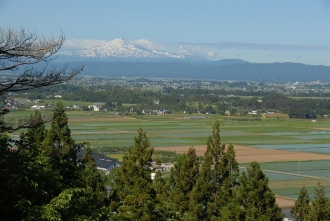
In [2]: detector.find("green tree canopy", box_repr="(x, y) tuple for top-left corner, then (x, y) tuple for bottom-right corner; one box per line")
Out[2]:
(42, 102), (83, 190)
(305, 183), (330, 220)
(167, 147), (200, 219)
(189, 121), (239, 220)
(290, 186), (310, 221)
(110, 128), (156, 220)
(235, 161), (284, 221)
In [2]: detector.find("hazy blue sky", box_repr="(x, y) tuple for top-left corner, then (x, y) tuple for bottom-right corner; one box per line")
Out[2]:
(1, 0), (330, 65)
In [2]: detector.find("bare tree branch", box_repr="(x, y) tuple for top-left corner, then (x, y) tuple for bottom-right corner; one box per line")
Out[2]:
(0, 27), (82, 132)
(0, 28), (63, 67)
(0, 110), (52, 133)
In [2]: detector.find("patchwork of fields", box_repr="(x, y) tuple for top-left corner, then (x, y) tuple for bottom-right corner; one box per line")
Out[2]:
(8, 109), (330, 208)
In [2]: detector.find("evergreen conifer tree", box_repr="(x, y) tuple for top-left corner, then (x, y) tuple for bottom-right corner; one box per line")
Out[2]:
(167, 147), (200, 219)
(81, 143), (108, 214)
(25, 110), (46, 147)
(290, 186), (310, 221)
(42, 102), (83, 190)
(216, 144), (239, 204)
(305, 183), (330, 220)
(42, 143), (110, 220)
(0, 127), (57, 220)
(153, 171), (178, 220)
(110, 128), (156, 220)
(235, 161), (284, 221)
(189, 121), (239, 220)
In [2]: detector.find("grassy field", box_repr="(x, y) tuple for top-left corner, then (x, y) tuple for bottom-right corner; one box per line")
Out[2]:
(8, 109), (330, 151)
(106, 153), (125, 161)
(7, 109), (330, 202)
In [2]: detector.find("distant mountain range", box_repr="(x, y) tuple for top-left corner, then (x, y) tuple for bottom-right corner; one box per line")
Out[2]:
(59, 38), (204, 62)
(53, 61), (329, 82)
(53, 38), (330, 82)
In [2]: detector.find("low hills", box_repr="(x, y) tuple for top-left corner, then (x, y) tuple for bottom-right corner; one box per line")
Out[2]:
(55, 61), (330, 82)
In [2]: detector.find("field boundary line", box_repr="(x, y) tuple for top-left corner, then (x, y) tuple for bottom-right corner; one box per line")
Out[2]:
(275, 195), (295, 201)
(239, 166), (330, 180)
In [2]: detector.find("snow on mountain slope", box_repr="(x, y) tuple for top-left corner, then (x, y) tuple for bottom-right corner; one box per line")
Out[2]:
(61, 38), (202, 61)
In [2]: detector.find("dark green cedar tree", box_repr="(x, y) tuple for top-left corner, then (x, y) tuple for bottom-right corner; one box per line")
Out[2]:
(305, 183), (330, 221)
(153, 171), (179, 220)
(0, 114), (58, 220)
(38, 109), (109, 220)
(235, 161), (284, 221)
(290, 186), (310, 221)
(110, 128), (156, 220)
(167, 147), (200, 220)
(25, 110), (46, 146)
(42, 102), (83, 190)
(189, 121), (239, 220)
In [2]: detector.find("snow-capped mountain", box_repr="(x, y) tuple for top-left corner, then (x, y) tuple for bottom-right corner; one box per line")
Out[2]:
(60, 38), (203, 62)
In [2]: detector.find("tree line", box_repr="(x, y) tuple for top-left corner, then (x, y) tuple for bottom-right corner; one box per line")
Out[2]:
(16, 75), (330, 118)
(64, 88), (330, 118)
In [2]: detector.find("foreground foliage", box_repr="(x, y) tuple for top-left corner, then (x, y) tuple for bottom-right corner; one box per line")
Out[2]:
(291, 183), (330, 221)
(4, 107), (330, 220)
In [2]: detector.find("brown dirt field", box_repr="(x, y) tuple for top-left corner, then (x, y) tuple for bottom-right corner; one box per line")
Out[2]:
(313, 127), (330, 131)
(264, 113), (289, 118)
(276, 197), (295, 210)
(68, 117), (136, 122)
(155, 144), (330, 163)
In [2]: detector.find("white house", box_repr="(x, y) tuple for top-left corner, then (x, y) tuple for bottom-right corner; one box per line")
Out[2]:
(248, 110), (258, 115)
(88, 105), (100, 111)
(31, 105), (45, 110)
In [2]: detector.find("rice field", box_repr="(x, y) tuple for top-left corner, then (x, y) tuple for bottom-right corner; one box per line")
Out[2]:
(7, 109), (330, 202)
(240, 160), (330, 201)
(255, 144), (330, 154)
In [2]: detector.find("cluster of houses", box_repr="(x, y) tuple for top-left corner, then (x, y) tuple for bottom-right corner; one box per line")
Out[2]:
(66, 104), (82, 110)
(248, 110), (258, 115)
(151, 162), (174, 180)
(88, 104), (101, 112)
(142, 109), (172, 115)
(87, 102), (105, 112)
(76, 149), (174, 179)
(30, 103), (102, 112)
(2, 97), (23, 110)
(248, 109), (277, 115)
(31, 105), (46, 110)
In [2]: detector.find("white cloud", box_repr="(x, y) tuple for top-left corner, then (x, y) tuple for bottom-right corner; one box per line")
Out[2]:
(179, 45), (203, 55)
(206, 51), (217, 59)
(173, 41), (330, 63)
(178, 44), (218, 59)
(129, 39), (164, 50)
(177, 43), (219, 58)
(179, 42), (330, 52)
